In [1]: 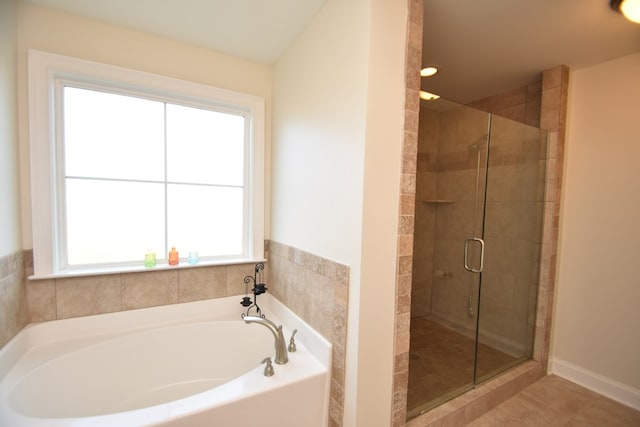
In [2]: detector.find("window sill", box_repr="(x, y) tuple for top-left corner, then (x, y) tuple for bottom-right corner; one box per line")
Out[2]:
(28, 258), (266, 281)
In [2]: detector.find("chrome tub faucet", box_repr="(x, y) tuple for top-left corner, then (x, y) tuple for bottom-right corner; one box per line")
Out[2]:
(243, 315), (289, 365)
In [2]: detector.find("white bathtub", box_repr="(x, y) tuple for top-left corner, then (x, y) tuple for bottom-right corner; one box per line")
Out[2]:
(0, 294), (331, 427)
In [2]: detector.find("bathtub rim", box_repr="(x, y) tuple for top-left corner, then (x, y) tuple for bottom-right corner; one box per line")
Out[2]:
(0, 294), (332, 426)
(0, 295), (332, 425)
(0, 294), (331, 381)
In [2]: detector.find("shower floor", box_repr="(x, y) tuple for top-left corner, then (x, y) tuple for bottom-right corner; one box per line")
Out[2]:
(407, 316), (524, 419)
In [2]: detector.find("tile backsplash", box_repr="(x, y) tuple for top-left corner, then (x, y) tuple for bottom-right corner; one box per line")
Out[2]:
(0, 250), (29, 349)
(24, 250), (255, 322)
(265, 240), (349, 427)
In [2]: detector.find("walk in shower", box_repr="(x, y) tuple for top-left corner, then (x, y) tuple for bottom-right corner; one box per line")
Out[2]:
(407, 98), (547, 418)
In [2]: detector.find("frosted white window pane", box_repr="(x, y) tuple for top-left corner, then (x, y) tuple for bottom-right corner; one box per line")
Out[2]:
(167, 184), (243, 257)
(166, 104), (245, 186)
(64, 87), (165, 181)
(65, 179), (165, 265)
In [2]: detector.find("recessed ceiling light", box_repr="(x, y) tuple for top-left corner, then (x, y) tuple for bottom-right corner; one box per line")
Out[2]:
(420, 91), (440, 101)
(420, 67), (439, 77)
(611, 0), (640, 24)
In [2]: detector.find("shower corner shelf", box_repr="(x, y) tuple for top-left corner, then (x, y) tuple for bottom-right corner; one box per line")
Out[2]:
(420, 199), (455, 204)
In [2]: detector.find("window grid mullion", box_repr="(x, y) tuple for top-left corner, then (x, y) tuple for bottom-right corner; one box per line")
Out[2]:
(163, 102), (169, 261)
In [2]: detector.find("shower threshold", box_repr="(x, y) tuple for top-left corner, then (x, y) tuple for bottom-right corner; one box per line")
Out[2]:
(407, 316), (530, 420)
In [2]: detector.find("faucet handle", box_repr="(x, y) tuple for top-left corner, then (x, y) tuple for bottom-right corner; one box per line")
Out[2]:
(288, 329), (298, 352)
(261, 357), (274, 377)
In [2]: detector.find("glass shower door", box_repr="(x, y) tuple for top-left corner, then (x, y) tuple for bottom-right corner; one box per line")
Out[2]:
(474, 115), (547, 384)
(408, 98), (548, 420)
(407, 102), (491, 417)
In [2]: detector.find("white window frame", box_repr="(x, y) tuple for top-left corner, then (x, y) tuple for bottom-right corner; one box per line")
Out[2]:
(28, 50), (265, 278)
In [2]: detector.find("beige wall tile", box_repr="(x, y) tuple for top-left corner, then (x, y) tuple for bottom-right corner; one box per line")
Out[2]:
(265, 240), (349, 427)
(178, 266), (227, 303)
(27, 279), (56, 322)
(0, 251), (29, 348)
(0, 256), (8, 278)
(122, 269), (179, 310)
(56, 275), (122, 319)
(542, 66), (563, 90)
(0, 280), (22, 346)
(227, 263), (256, 296)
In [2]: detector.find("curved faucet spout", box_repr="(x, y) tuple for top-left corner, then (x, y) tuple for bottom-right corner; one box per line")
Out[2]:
(243, 315), (289, 364)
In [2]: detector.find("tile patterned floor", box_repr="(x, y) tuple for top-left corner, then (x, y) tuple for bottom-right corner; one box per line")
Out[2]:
(407, 316), (521, 418)
(469, 375), (640, 426)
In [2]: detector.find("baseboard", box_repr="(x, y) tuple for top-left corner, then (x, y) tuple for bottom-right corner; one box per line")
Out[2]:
(550, 357), (640, 411)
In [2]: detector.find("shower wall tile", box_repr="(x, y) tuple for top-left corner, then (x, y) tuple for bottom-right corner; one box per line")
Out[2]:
(398, 235), (415, 257)
(542, 66), (564, 90)
(402, 173), (417, 195)
(410, 201), (434, 318)
(0, 250), (29, 350)
(422, 94), (548, 354)
(436, 169), (478, 202)
(400, 195), (416, 217)
(403, 151), (418, 175)
(416, 170), (437, 201)
(535, 65), (569, 367)
(541, 88), (561, 129)
(399, 214), (416, 236)
(487, 86), (527, 112)
(405, 130), (420, 162)
(469, 80), (543, 128)
(265, 239), (349, 427)
(406, 88), (420, 114)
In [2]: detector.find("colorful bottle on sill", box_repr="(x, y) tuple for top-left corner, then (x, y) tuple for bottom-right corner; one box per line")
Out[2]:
(144, 250), (156, 268)
(168, 247), (179, 266)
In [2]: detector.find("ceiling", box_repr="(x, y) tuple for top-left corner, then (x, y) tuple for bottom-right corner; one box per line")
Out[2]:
(422, 0), (640, 103)
(22, 0), (640, 104)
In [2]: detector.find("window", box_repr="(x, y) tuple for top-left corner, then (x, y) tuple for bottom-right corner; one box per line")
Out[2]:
(28, 50), (265, 277)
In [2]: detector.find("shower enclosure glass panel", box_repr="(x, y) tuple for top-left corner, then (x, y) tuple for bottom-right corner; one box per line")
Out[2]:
(475, 115), (547, 384)
(408, 101), (490, 417)
(407, 99), (547, 419)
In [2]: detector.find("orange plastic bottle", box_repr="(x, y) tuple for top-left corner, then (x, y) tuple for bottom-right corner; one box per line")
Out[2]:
(168, 247), (179, 266)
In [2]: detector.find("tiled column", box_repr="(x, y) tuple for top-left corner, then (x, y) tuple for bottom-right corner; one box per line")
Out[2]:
(535, 65), (570, 368)
(391, 0), (423, 425)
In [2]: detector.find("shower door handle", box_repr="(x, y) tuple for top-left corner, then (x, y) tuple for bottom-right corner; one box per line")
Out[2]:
(464, 237), (484, 273)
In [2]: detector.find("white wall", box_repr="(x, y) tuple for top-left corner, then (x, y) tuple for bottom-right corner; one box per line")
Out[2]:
(357, 0), (406, 424)
(552, 52), (640, 408)
(271, 0), (368, 264)
(272, 2), (368, 425)
(16, 2), (273, 248)
(272, 0), (406, 424)
(0, 0), (22, 257)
